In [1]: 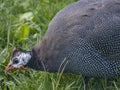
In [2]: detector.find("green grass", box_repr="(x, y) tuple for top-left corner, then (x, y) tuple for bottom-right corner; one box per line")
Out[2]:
(0, 0), (120, 90)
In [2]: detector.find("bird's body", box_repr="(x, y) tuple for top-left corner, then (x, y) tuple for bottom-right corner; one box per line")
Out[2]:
(6, 0), (120, 78)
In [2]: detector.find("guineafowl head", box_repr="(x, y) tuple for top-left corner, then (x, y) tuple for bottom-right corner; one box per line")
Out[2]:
(5, 48), (32, 72)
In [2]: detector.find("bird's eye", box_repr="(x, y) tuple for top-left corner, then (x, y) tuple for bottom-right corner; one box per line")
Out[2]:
(13, 58), (19, 64)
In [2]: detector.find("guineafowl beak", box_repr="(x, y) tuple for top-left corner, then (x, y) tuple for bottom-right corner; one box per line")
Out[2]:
(5, 63), (26, 73)
(5, 63), (17, 72)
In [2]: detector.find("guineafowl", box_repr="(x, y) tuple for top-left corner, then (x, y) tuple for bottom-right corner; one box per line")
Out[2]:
(5, 0), (120, 78)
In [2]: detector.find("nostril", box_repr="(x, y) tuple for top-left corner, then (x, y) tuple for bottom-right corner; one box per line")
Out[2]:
(7, 64), (12, 67)
(8, 64), (12, 67)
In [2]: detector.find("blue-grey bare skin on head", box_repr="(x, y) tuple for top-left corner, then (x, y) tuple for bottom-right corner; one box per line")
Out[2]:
(5, 48), (32, 72)
(11, 52), (32, 68)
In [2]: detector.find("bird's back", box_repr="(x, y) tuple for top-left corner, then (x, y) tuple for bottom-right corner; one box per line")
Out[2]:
(35, 0), (120, 78)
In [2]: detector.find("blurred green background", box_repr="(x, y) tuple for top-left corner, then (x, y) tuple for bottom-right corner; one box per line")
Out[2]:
(0, 0), (120, 90)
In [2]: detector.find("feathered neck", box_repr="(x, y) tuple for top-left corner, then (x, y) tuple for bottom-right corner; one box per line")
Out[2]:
(25, 48), (45, 71)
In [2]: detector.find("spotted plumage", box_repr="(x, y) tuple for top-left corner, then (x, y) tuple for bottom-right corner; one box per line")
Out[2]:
(5, 0), (120, 78)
